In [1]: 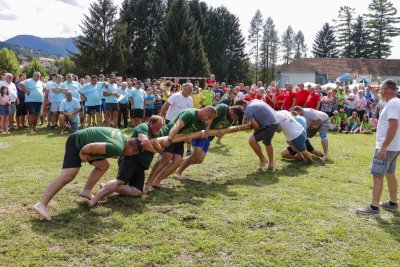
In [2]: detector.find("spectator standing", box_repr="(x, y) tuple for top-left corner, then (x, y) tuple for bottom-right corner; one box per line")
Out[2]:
(305, 86), (321, 110)
(0, 86), (11, 134)
(130, 80), (146, 127)
(15, 73), (27, 128)
(0, 73), (18, 130)
(117, 82), (129, 128)
(282, 84), (296, 111)
(145, 87), (155, 121)
(296, 84), (310, 107)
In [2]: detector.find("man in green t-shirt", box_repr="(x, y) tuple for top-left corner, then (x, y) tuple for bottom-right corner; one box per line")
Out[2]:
(144, 107), (217, 193)
(88, 116), (165, 207)
(175, 104), (244, 179)
(33, 127), (145, 221)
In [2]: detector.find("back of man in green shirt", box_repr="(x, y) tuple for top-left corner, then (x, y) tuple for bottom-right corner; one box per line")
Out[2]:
(33, 127), (144, 221)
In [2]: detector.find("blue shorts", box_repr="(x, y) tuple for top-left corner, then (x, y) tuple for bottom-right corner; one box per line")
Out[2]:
(65, 116), (78, 132)
(192, 138), (211, 153)
(0, 105), (10, 115)
(25, 102), (42, 115)
(101, 99), (106, 113)
(86, 105), (101, 114)
(290, 131), (307, 152)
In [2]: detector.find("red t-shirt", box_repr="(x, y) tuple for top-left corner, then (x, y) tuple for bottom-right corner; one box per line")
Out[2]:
(275, 93), (285, 109)
(296, 89), (310, 107)
(305, 93), (321, 109)
(255, 93), (263, 100)
(282, 91), (296, 110)
(264, 95), (274, 107)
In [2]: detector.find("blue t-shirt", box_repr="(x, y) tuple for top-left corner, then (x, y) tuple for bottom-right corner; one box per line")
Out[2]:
(21, 78), (44, 103)
(294, 116), (307, 131)
(145, 95), (155, 109)
(117, 88), (129, 104)
(154, 96), (163, 111)
(213, 88), (225, 98)
(130, 88), (146, 110)
(79, 83), (101, 107)
(64, 81), (81, 101)
(104, 83), (118, 103)
(15, 81), (25, 103)
(244, 99), (278, 128)
(50, 82), (67, 103)
(59, 97), (81, 122)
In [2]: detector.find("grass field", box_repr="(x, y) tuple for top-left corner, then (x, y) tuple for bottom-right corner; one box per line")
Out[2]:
(1, 127), (400, 266)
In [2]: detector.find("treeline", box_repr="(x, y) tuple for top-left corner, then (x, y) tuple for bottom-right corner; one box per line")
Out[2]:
(72, 0), (252, 84)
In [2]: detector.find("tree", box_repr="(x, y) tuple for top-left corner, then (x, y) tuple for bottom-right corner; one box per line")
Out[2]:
(365, 0), (400, 58)
(334, 6), (355, 57)
(312, 23), (340, 58)
(294, 30), (307, 59)
(349, 16), (371, 58)
(59, 57), (77, 76)
(248, 10), (263, 82)
(120, 0), (165, 78)
(281, 25), (295, 65)
(259, 17), (279, 84)
(152, 0), (210, 77)
(21, 59), (47, 78)
(0, 48), (20, 75)
(72, 0), (119, 75)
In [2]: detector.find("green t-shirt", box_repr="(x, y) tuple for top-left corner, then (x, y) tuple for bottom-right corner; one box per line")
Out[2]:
(330, 115), (340, 127)
(209, 104), (231, 141)
(132, 123), (164, 169)
(202, 90), (215, 106)
(361, 120), (372, 130)
(338, 112), (347, 122)
(75, 127), (127, 159)
(336, 92), (346, 105)
(348, 116), (360, 125)
(163, 108), (205, 135)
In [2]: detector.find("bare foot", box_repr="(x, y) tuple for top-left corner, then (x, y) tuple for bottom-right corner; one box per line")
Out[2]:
(33, 202), (51, 221)
(151, 184), (171, 189)
(257, 159), (268, 170)
(99, 183), (106, 189)
(175, 173), (184, 180)
(319, 155), (328, 162)
(85, 198), (96, 208)
(79, 190), (94, 200)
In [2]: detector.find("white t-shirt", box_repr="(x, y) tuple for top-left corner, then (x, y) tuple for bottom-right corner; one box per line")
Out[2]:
(0, 81), (17, 102)
(276, 110), (304, 141)
(376, 97), (400, 151)
(166, 92), (193, 121)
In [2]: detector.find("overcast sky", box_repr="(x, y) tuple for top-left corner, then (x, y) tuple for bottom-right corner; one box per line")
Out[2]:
(0, 0), (399, 59)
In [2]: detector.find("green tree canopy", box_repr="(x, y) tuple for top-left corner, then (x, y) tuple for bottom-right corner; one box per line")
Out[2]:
(21, 59), (47, 78)
(0, 48), (20, 75)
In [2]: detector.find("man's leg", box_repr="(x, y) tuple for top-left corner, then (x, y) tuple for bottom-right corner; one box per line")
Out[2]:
(79, 159), (110, 200)
(146, 153), (173, 188)
(265, 144), (274, 168)
(112, 111), (118, 128)
(86, 112), (92, 128)
(59, 114), (66, 134)
(371, 176), (384, 207)
(96, 112), (102, 126)
(33, 168), (80, 221)
(88, 179), (125, 206)
(386, 173), (398, 204)
(28, 114), (34, 132)
(115, 185), (142, 196)
(281, 148), (298, 160)
(152, 154), (183, 186)
(105, 111), (111, 127)
(249, 135), (267, 169)
(176, 146), (206, 179)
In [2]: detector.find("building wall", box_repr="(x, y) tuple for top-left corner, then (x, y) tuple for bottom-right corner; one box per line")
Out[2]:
(381, 76), (400, 84)
(279, 72), (315, 87)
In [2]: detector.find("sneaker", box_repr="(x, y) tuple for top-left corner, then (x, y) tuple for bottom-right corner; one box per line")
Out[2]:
(379, 201), (399, 212)
(186, 150), (193, 157)
(356, 205), (380, 215)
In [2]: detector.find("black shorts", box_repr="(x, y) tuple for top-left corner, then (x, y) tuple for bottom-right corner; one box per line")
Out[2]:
(132, 109), (144, 118)
(86, 105), (101, 114)
(287, 139), (314, 155)
(16, 103), (27, 116)
(254, 124), (278, 146)
(116, 155), (145, 191)
(163, 141), (184, 157)
(25, 102), (42, 115)
(145, 109), (154, 117)
(106, 103), (119, 112)
(62, 134), (82, 169)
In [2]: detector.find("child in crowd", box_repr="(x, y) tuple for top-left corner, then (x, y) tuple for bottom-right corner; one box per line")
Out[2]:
(213, 92), (221, 106)
(369, 99), (378, 118)
(153, 90), (163, 115)
(337, 107), (348, 132)
(144, 87), (155, 121)
(201, 84), (215, 107)
(355, 114), (372, 134)
(0, 86), (11, 134)
(192, 86), (205, 108)
(371, 112), (378, 132)
(345, 111), (360, 134)
(329, 110), (341, 132)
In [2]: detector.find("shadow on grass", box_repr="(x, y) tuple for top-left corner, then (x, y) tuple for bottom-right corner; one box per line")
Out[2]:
(375, 212), (400, 243)
(208, 143), (232, 156)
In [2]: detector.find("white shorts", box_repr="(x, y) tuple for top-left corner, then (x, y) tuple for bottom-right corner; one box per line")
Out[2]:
(50, 102), (61, 113)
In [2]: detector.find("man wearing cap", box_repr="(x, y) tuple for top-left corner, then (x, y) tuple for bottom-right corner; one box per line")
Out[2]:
(293, 106), (330, 161)
(175, 104), (244, 179)
(33, 127), (146, 221)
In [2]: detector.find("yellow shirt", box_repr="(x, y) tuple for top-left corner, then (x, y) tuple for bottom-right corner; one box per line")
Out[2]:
(192, 93), (205, 108)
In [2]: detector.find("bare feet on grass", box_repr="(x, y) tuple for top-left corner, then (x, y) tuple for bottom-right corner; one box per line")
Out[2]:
(79, 190), (94, 200)
(319, 155), (328, 162)
(257, 159), (268, 170)
(33, 202), (51, 221)
(175, 173), (184, 180)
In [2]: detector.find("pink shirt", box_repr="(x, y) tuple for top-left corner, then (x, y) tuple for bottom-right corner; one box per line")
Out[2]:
(0, 95), (10, 105)
(354, 96), (367, 110)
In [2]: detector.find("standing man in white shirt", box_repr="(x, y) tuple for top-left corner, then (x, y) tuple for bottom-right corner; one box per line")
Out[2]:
(160, 82), (194, 156)
(357, 80), (400, 215)
(0, 73), (18, 130)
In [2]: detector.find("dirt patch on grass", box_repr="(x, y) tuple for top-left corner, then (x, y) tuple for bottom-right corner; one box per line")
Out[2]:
(0, 142), (11, 150)
(249, 222), (275, 229)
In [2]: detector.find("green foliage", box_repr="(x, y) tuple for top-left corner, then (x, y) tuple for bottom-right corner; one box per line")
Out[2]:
(21, 58), (47, 77)
(152, 0), (210, 77)
(312, 23), (340, 58)
(281, 26), (295, 65)
(334, 6), (355, 57)
(294, 31), (307, 59)
(248, 10), (263, 80)
(349, 16), (371, 58)
(59, 57), (76, 76)
(0, 48), (20, 75)
(364, 0), (400, 58)
(259, 17), (279, 85)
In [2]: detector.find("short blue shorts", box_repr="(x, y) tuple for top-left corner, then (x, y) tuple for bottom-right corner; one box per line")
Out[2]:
(192, 138), (211, 153)
(290, 131), (307, 152)
(65, 117), (78, 132)
(25, 102), (42, 115)
(86, 105), (101, 114)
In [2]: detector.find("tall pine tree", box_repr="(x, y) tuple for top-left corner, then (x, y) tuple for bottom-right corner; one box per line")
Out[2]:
(248, 10), (263, 82)
(281, 25), (295, 65)
(259, 17), (279, 84)
(349, 16), (371, 58)
(312, 23), (340, 58)
(152, 0), (209, 77)
(120, 0), (165, 78)
(73, 0), (119, 75)
(294, 30), (307, 59)
(334, 6), (355, 57)
(365, 0), (400, 58)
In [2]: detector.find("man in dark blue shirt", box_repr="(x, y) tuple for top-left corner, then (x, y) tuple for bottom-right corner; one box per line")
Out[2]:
(15, 73), (27, 128)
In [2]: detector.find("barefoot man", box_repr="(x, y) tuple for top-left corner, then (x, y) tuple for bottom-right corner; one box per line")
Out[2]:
(143, 106), (217, 193)
(244, 99), (278, 170)
(33, 127), (144, 221)
(175, 104), (244, 179)
(88, 116), (165, 206)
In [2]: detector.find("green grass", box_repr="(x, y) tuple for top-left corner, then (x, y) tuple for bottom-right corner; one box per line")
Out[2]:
(1, 127), (400, 266)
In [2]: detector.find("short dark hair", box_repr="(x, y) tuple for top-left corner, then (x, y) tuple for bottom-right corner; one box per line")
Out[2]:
(127, 138), (144, 153)
(382, 79), (397, 91)
(91, 75), (97, 79)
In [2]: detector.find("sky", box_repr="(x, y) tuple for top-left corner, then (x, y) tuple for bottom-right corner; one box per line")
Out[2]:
(0, 0), (399, 59)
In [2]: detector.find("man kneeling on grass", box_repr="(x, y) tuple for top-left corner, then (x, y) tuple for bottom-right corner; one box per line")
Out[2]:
(88, 116), (164, 207)
(33, 127), (145, 221)
(175, 104), (244, 179)
(143, 107), (217, 193)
